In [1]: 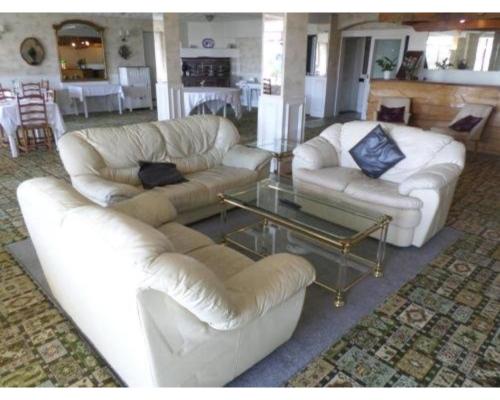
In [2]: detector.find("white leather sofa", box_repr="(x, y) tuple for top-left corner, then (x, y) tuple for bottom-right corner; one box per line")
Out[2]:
(292, 121), (466, 247)
(58, 115), (272, 224)
(17, 177), (315, 387)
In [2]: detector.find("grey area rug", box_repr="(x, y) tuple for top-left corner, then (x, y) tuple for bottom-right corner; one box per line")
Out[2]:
(7, 209), (462, 387)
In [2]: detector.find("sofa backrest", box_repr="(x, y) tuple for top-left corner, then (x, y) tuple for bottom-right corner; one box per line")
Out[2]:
(321, 121), (465, 184)
(58, 115), (240, 186)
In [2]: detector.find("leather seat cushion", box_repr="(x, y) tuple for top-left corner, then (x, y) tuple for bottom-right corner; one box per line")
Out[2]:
(344, 177), (422, 210)
(187, 165), (258, 202)
(157, 222), (214, 254)
(155, 180), (211, 212)
(294, 167), (365, 192)
(186, 244), (254, 282)
(294, 178), (421, 229)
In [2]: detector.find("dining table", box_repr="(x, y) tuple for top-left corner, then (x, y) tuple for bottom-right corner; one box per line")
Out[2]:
(183, 87), (242, 119)
(0, 99), (66, 158)
(67, 84), (124, 119)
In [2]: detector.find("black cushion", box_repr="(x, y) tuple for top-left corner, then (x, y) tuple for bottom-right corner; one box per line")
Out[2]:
(449, 115), (482, 132)
(138, 161), (188, 190)
(377, 105), (405, 123)
(349, 124), (406, 179)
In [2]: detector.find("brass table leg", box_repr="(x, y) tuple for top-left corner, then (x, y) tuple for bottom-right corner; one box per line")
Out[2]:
(334, 290), (345, 308)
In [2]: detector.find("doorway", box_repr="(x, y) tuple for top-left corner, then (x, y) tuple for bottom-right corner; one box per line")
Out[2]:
(336, 32), (407, 119)
(338, 37), (369, 116)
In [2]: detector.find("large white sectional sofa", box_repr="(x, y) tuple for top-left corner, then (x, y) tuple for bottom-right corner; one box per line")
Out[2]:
(292, 121), (466, 247)
(58, 115), (272, 223)
(17, 177), (315, 387)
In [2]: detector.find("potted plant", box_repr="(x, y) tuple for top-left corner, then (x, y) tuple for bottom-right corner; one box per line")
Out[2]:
(376, 56), (398, 80)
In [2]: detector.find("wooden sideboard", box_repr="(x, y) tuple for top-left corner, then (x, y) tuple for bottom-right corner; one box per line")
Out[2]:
(181, 57), (231, 88)
(368, 79), (500, 155)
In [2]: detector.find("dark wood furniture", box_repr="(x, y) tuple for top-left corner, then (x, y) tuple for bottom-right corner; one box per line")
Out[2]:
(181, 57), (231, 87)
(16, 95), (54, 152)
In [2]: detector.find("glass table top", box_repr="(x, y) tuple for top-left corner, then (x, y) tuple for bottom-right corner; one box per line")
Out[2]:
(245, 139), (299, 155)
(222, 176), (388, 243)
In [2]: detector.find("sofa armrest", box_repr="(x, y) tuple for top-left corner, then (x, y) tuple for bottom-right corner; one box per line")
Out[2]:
(139, 253), (314, 331)
(72, 175), (142, 206)
(398, 163), (462, 196)
(221, 253), (315, 330)
(111, 189), (177, 228)
(140, 253), (238, 328)
(222, 144), (272, 171)
(292, 136), (338, 171)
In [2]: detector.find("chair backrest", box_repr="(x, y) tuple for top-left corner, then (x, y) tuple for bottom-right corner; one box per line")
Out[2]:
(17, 95), (49, 128)
(0, 84), (14, 101)
(449, 103), (494, 141)
(40, 79), (50, 90)
(262, 78), (272, 95)
(21, 82), (42, 96)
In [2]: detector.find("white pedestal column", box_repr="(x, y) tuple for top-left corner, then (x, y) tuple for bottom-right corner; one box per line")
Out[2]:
(153, 13), (183, 121)
(257, 13), (308, 147)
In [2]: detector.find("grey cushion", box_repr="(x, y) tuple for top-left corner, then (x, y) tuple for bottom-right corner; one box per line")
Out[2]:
(349, 124), (405, 179)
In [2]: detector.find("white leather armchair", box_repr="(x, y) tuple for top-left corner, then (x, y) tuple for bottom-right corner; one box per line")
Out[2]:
(292, 121), (466, 247)
(18, 177), (315, 387)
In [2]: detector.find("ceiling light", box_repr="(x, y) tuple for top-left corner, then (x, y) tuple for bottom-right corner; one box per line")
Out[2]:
(459, 19), (466, 24)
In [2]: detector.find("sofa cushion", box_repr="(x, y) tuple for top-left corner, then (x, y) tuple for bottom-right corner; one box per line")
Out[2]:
(186, 244), (254, 282)
(111, 190), (177, 227)
(155, 180), (211, 212)
(349, 124), (405, 179)
(377, 105), (405, 123)
(157, 222), (214, 254)
(138, 161), (187, 189)
(294, 167), (365, 192)
(449, 115), (482, 133)
(344, 177), (422, 210)
(187, 165), (258, 202)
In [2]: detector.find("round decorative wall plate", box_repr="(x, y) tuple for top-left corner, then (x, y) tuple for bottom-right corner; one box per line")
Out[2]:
(202, 38), (215, 48)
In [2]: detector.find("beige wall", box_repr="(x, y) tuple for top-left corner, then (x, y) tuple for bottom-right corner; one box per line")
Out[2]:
(0, 13), (153, 88)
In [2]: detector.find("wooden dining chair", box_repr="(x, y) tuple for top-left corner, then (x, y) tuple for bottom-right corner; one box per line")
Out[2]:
(16, 94), (54, 152)
(21, 82), (42, 97)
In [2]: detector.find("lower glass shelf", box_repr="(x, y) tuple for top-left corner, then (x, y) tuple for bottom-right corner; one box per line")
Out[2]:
(224, 221), (375, 294)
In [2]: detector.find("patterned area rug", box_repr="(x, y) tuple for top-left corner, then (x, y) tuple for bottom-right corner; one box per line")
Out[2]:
(287, 155), (500, 387)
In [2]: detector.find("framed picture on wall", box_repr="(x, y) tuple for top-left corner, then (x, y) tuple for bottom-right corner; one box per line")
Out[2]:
(396, 51), (424, 80)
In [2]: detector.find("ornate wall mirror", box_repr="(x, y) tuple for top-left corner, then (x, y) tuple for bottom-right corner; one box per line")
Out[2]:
(20, 37), (45, 66)
(53, 20), (108, 81)
(425, 30), (500, 71)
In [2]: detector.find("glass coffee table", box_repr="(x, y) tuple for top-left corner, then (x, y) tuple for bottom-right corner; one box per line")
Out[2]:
(245, 139), (298, 175)
(218, 176), (392, 307)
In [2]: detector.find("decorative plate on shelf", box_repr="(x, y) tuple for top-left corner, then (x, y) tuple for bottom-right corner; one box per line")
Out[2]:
(202, 38), (215, 49)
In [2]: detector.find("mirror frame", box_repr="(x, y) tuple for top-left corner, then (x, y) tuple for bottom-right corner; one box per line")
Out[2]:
(53, 19), (108, 82)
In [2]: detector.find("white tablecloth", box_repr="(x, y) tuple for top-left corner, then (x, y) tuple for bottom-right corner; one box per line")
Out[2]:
(183, 87), (242, 119)
(67, 84), (124, 118)
(67, 84), (124, 101)
(0, 100), (66, 158)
